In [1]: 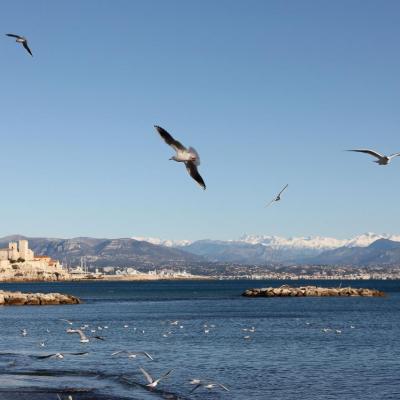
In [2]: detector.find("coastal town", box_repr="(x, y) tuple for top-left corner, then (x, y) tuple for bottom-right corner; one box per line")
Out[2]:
(0, 240), (400, 281)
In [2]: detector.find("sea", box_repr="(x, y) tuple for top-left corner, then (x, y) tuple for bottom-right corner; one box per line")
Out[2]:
(0, 279), (399, 400)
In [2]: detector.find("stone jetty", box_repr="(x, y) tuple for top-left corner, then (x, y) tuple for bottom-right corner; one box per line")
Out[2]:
(242, 285), (385, 298)
(0, 290), (81, 305)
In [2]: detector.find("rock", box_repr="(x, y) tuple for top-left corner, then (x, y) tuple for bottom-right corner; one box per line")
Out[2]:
(0, 291), (81, 306)
(242, 285), (384, 298)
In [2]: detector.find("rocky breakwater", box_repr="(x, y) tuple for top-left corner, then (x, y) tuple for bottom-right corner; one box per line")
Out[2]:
(0, 290), (81, 305)
(242, 285), (385, 297)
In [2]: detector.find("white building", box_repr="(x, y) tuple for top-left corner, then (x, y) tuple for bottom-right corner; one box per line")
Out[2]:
(0, 240), (67, 281)
(0, 240), (34, 264)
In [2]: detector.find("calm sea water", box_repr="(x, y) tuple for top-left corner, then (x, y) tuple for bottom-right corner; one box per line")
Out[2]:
(0, 280), (399, 400)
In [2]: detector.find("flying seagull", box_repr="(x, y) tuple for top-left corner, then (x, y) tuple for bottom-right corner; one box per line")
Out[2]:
(266, 184), (288, 207)
(154, 125), (206, 190)
(139, 367), (173, 389)
(6, 34), (33, 56)
(347, 149), (400, 165)
(111, 350), (153, 360)
(189, 379), (230, 393)
(34, 352), (88, 360)
(67, 328), (105, 343)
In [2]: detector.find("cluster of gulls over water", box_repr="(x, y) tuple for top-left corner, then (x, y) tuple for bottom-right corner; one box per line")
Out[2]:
(4, 31), (400, 398)
(13, 318), (240, 399)
(5, 33), (400, 202)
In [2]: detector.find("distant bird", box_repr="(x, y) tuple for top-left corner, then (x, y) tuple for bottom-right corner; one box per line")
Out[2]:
(139, 367), (173, 389)
(154, 125), (206, 190)
(5, 34), (33, 56)
(21, 329), (28, 337)
(67, 328), (104, 343)
(111, 350), (153, 360)
(190, 380), (229, 393)
(347, 149), (400, 165)
(266, 184), (288, 207)
(35, 352), (88, 360)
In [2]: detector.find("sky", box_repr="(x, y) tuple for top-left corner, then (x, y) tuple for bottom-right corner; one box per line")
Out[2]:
(0, 0), (399, 241)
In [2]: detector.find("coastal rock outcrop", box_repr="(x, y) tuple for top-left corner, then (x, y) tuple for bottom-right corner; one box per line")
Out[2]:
(242, 285), (385, 297)
(0, 290), (81, 305)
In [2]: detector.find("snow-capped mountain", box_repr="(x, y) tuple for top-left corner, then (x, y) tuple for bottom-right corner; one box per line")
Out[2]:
(131, 233), (400, 265)
(238, 232), (400, 250)
(131, 236), (192, 248)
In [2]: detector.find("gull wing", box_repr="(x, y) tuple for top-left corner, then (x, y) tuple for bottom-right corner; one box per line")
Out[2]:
(67, 352), (89, 356)
(77, 330), (88, 341)
(160, 369), (174, 381)
(217, 382), (230, 391)
(389, 152), (400, 159)
(22, 41), (33, 56)
(67, 328), (87, 341)
(111, 350), (124, 356)
(277, 184), (288, 197)
(142, 351), (153, 360)
(93, 335), (105, 341)
(185, 161), (206, 190)
(190, 383), (203, 393)
(35, 353), (57, 359)
(347, 149), (383, 160)
(140, 367), (154, 384)
(6, 33), (22, 39)
(154, 125), (186, 152)
(266, 198), (275, 207)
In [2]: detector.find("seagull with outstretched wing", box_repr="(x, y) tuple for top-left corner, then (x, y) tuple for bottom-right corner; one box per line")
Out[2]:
(266, 184), (288, 207)
(34, 352), (88, 360)
(111, 350), (153, 360)
(139, 367), (173, 388)
(347, 149), (400, 165)
(154, 125), (206, 190)
(189, 379), (230, 393)
(6, 33), (33, 56)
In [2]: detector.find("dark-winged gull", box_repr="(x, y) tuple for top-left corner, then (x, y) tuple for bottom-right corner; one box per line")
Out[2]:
(139, 367), (173, 388)
(347, 149), (400, 165)
(6, 34), (33, 56)
(154, 125), (206, 190)
(266, 184), (288, 207)
(34, 352), (88, 360)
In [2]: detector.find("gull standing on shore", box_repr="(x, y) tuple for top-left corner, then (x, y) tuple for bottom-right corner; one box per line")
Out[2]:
(266, 184), (288, 207)
(347, 149), (400, 165)
(154, 125), (206, 190)
(5, 34), (33, 56)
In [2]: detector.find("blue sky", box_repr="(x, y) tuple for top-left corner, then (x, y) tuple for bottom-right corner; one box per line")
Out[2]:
(0, 0), (399, 240)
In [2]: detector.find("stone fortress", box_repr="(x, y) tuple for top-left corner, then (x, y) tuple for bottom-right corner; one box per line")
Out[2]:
(0, 240), (69, 281)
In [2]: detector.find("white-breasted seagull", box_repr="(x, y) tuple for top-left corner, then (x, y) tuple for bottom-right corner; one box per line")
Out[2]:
(6, 34), (33, 56)
(139, 367), (173, 388)
(347, 149), (400, 165)
(154, 125), (206, 190)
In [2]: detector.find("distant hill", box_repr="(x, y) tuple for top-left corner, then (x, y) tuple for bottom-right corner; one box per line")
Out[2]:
(0, 235), (204, 269)
(309, 239), (400, 266)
